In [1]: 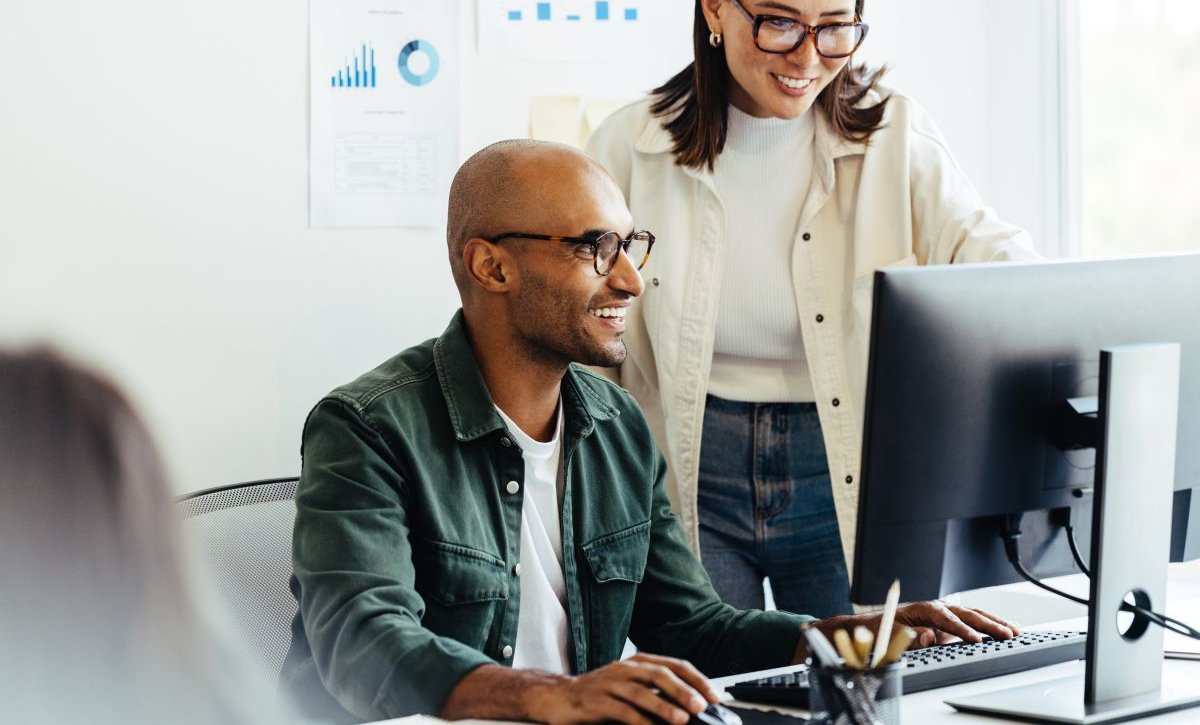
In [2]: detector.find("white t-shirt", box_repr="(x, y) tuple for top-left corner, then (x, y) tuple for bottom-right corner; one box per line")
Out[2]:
(495, 403), (571, 674)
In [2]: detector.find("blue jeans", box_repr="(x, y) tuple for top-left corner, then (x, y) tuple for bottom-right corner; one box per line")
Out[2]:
(697, 395), (852, 618)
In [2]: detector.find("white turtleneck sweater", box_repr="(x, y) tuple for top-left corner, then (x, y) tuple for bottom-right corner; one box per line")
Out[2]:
(708, 104), (817, 403)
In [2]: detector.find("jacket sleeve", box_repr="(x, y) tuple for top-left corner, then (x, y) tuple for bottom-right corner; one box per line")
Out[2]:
(290, 397), (494, 721)
(898, 98), (1042, 265)
(627, 444), (813, 677)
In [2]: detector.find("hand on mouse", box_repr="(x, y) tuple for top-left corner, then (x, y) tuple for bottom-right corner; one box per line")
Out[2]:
(530, 652), (720, 725)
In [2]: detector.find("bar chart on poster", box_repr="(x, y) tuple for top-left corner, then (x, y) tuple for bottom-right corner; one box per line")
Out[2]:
(477, 0), (688, 61)
(330, 43), (377, 88)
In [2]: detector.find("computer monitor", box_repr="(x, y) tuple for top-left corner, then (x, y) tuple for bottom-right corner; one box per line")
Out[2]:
(851, 253), (1200, 605)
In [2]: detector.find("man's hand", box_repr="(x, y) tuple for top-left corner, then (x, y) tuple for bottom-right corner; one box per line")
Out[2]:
(798, 602), (1021, 662)
(892, 601), (1020, 647)
(441, 654), (719, 725)
(532, 653), (719, 725)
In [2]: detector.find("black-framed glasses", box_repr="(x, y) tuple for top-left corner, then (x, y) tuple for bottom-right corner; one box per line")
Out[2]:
(484, 229), (655, 276)
(729, 0), (868, 57)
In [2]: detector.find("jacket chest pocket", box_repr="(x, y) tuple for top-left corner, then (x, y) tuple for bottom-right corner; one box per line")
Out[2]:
(581, 520), (650, 665)
(583, 521), (651, 583)
(412, 536), (509, 651)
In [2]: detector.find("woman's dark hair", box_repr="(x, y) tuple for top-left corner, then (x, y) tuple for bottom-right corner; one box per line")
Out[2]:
(651, 0), (888, 170)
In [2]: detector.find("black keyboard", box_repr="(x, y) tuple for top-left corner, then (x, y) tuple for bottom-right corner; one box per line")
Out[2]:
(726, 630), (1087, 708)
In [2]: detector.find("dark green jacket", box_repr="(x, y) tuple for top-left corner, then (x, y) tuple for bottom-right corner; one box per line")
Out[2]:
(280, 311), (811, 723)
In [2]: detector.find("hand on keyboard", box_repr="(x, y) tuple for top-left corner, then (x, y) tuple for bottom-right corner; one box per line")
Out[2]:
(807, 600), (1021, 663)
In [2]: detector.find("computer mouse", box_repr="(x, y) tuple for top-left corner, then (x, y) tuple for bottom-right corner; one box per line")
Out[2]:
(690, 702), (743, 725)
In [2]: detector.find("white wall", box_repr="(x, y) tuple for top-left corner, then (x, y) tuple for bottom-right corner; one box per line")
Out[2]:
(0, 0), (1063, 493)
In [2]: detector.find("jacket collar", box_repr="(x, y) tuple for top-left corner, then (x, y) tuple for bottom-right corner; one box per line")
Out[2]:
(433, 309), (619, 442)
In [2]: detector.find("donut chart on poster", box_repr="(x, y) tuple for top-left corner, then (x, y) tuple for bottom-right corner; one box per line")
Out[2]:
(397, 39), (439, 86)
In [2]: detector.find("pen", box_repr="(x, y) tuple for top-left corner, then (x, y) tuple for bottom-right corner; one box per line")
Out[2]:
(870, 579), (901, 668)
(802, 624), (844, 668)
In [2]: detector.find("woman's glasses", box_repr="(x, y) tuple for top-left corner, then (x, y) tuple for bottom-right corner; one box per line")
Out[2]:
(729, 0), (869, 57)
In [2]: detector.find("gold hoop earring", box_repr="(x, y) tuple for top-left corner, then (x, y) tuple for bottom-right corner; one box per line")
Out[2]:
(708, 30), (722, 48)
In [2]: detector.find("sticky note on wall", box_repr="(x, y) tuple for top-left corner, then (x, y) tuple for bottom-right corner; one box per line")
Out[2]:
(529, 96), (632, 149)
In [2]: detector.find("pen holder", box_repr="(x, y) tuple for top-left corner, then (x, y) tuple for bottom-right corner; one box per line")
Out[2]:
(807, 662), (902, 725)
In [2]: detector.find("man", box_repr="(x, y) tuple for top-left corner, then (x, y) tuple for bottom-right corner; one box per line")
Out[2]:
(281, 140), (1018, 724)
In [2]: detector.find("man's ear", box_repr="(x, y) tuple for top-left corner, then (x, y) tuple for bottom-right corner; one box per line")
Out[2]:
(462, 237), (513, 291)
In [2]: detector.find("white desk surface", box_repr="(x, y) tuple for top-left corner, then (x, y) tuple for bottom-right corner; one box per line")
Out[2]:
(374, 562), (1200, 725)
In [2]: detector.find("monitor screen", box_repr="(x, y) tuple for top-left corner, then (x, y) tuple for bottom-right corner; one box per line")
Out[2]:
(851, 254), (1200, 604)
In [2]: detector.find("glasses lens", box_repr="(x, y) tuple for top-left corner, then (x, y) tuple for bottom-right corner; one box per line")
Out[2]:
(756, 17), (803, 52)
(595, 231), (623, 274)
(625, 232), (653, 271)
(815, 24), (862, 57)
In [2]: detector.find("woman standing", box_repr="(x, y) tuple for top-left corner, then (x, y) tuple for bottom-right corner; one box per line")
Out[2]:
(587, 0), (1037, 616)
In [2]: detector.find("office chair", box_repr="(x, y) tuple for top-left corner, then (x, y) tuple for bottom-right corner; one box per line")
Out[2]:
(178, 476), (299, 687)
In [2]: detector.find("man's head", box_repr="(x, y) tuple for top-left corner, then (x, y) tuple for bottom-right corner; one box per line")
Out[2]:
(446, 140), (648, 369)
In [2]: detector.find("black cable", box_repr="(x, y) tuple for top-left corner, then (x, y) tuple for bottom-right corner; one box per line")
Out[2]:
(1061, 524), (1200, 640)
(1000, 519), (1089, 606)
(1064, 522), (1091, 576)
(1000, 517), (1200, 642)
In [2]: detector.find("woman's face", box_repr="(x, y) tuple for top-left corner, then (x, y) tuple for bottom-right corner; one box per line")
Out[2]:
(703, 0), (858, 119)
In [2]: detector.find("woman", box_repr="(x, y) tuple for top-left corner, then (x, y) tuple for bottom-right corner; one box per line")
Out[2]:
(586, 0), (1037, 616)
(0, 348), (281, 725)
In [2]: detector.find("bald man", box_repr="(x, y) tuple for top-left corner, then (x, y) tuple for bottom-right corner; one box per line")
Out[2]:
(280, 140), (1018, 724)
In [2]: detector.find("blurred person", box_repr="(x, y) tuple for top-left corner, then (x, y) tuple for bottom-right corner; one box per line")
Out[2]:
(0, 347), (282, 725)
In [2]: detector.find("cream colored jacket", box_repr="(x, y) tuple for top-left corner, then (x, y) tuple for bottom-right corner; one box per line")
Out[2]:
(585, 89), (1039, 572)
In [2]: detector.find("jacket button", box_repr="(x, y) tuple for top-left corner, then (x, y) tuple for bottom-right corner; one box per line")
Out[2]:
(802, 232), (812, 241)
(514, 562), (522, 576)
(845, 475), (854, 484)
(499, 436), (512, 447)
(831, 398), (840, 407)
(652, 277), (661, 286)
(815, 313), (824, 323)
(501, 645), (514, 659)
(506, 480), (520, 494)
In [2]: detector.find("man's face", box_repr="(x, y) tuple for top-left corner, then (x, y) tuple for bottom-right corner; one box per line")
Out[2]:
(504, 161), (645, 369)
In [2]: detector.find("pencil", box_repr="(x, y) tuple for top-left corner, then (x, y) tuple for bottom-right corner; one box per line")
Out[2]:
(870, 579), (901, 668)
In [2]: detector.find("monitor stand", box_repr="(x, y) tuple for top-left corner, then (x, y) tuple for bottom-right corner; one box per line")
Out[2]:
(946, 343), (1200, 724)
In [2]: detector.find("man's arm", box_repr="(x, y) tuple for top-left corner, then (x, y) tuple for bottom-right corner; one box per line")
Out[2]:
(292, 397), (494, 721)
(624, 446), (815, 676)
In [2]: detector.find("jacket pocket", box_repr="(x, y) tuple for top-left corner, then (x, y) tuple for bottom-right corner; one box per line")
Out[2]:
(411, 535), (508, 650)
(581, 520), (651, 666)
(582, 520), (651, 583)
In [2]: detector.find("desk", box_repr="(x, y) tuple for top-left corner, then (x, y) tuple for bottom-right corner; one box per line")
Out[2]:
(374, 564), (1200, 725)
(716, 562), (1200, 724)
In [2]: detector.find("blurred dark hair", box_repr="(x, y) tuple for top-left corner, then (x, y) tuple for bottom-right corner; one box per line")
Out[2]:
(651, 0), (888, 170)
(0, 347), (274, 725)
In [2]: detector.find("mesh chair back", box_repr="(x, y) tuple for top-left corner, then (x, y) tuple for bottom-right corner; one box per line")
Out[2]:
(178, 477), (299, 686)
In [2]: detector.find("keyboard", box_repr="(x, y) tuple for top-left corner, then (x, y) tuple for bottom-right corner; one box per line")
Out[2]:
(725, 630), (1087, 708)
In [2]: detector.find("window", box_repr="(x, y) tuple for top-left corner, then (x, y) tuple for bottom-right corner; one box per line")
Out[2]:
(1079, 0), (1200, 256)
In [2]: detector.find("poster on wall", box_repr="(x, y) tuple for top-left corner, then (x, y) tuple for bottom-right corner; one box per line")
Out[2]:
(310, 0), (459, 228)
(477, 0), (686, 62)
